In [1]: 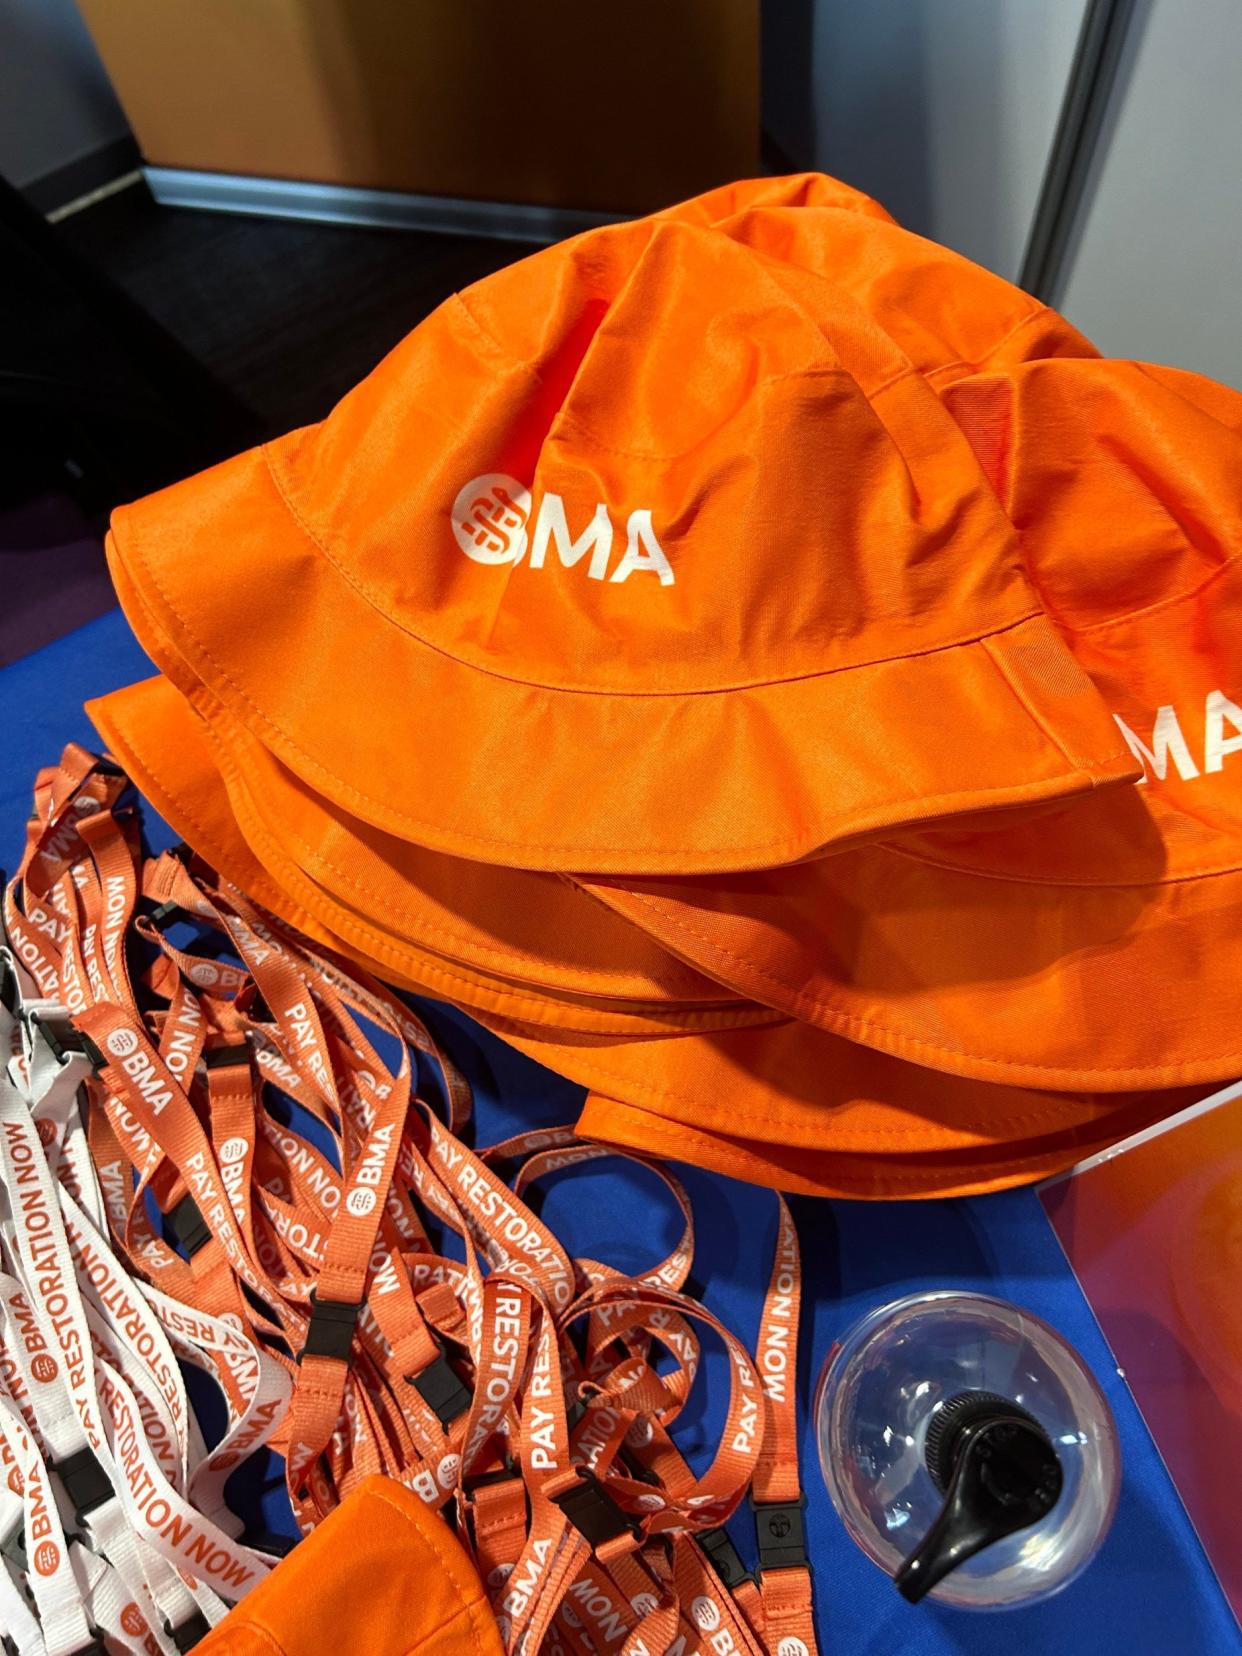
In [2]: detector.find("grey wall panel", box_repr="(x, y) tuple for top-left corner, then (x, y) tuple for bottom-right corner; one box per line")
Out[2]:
(1058, 0), (1242, 387)
(763, 0), (1088, 279)
(0, 0), (128, 190)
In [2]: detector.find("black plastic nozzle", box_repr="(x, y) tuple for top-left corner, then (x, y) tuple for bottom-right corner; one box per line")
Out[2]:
(895, 1390), (1064, 1604)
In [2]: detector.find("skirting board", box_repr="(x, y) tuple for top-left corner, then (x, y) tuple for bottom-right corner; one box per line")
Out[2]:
(143, 167), (627, 244)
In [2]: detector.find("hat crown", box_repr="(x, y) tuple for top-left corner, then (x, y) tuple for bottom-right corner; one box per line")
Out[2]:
(274, 204), (1034, 696)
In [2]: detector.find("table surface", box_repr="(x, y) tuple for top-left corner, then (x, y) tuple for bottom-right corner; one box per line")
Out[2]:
(4, 608), (1237, 1656)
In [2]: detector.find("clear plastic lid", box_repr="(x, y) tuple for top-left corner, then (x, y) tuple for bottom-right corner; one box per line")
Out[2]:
(815, 1292), (1120, 1609)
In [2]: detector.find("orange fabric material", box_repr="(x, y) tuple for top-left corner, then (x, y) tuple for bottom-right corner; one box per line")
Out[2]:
(86, 679), (1196, 1197)
(90, 673), (770, 1034)
(101, 173), (1135, 879)
(196, 1474), (504, 1656)
(494, 1023), (1198, 1200)
(581, 359), (1242, 1091)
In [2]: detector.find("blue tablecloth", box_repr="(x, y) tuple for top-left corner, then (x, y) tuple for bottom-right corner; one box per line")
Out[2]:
(3, 609), (1236, 1655)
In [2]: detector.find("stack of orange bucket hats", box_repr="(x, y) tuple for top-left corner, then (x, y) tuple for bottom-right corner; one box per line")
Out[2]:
(89, 173), (1237, 1198)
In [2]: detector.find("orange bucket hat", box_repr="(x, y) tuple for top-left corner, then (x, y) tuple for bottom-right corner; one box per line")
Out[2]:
(580, 358), (1242, 1093)
(90, 673), (1194, 1199)
(196, 1475), (503, 1656)
(101, 176), (1137, 879)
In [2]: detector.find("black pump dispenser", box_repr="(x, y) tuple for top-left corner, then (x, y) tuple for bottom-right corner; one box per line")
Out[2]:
(895, 1391), (1064, 1604)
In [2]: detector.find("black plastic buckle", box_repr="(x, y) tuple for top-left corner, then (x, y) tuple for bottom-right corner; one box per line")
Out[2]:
(203, 1042), (250, 1071)
(146, 900), (183, 931)
(411, 1350), (472, 1426)
(55, 1445), (112, 1524)
(464, 1458), (520, 1495)
(551, 1469), (639, 1551)
(0, 954), (18, 1017)
(165, 1610), (211, 1651)
(166, 1194), (212, 1258)
(0, 1514), (27, 1574)
(753, 1496), (808, 1573)
(300, 1294), (362, 1363)
(247, 990), (274, 1025)
(240, 1528), (299, 1558)
(30, 1013), (104, 1071)
(698, 1525), (753, 1589)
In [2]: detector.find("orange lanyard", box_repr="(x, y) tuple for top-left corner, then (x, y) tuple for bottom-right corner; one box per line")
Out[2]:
(3, 744), (819, 1654)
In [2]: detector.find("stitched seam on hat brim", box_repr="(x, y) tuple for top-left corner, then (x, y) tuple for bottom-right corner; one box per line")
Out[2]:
(121, 569), (1126, 867)
(980, 632), (1127, 770)
(876, 839), (1242, 887)
(87, 696), (333, 943)
(279, 811), (743, 1010)
(199, 694), (738, 1002)
(578, 889), (1235, 1087)
(491, 1008), (1148, 1121)
(574, 1096), (1154, 1188)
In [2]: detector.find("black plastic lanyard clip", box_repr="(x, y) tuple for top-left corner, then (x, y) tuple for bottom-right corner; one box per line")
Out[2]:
(145, 899), (184, 932)
(698, 1524), (753, 1589)
(463, 1455), (520, 1495)
(166, 1194), (213, 1258)
(300, 1293), (363, 1363)
(202, 1041), (250, 1072)
(165, 1610), (211, 1650)
(752, 1494), (809, 1573)
(28, 1012), (104, 1071)
(551, 1468), (640, 1551)
(410, 1347), (472, 1426)
(239, 1527), (299, 1559)
(54, 1445), (112, 1526)
(0, 1514), (27, 1574)
(0, 952), (19, 1017)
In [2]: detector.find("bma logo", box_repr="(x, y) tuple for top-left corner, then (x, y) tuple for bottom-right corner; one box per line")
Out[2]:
(452, 473), (675, 587)
(1114, 689), (1242, 785)
(346, 1187), (377, 1218)
(690, 1596), (721, 1632)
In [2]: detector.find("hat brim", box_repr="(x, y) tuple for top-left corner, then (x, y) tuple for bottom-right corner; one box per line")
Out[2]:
(106, 443), (1139, 876)
(89, 674), (776, 1037)
(578, 805), (1242, 1091)
(469, 1012), (1198, 1199)
(89, 682), (1194, 1198)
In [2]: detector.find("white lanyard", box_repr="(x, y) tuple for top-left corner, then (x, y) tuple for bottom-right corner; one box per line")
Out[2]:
(0, 960), (276, 1654)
